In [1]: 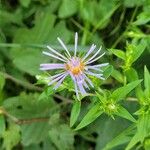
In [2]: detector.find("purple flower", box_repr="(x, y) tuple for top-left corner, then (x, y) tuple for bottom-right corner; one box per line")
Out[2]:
(40, 33), (108, 99)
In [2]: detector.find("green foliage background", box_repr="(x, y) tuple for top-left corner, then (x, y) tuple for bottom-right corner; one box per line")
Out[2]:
(0, 0), (150, 150)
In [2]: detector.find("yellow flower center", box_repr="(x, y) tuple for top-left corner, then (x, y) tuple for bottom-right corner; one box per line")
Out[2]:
(65, 60), (85, 75)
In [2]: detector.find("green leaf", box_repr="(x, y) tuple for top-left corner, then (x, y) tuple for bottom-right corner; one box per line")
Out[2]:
(103, 125), (135, 150)
(10, 12), (56, 75)
(3, 92), (58, 146)
(133, 11), (150, 25)
(144, 66), (150, 97)
(125, 133), (140, 150)
(75, 104), (103, 130)
(3, 92), (55, 119)
(2, 124), (21, 150)
(21, 122), (51, 146)
(0, 115), (5, 135)
(125, 67), (139, 82)
(10, 11), (71, 76)
(103, 65), (113, 79)
(115, 106), (136, 123)
(126, 113), (150, 150)
(111, 69), (124, 83)
(49, 124), (74, 150)
(95, 117), (131, 150)
(112, 80), (142, 101)
(137, 113), (150, 142)
(58, 0), (78, 18)
(109, 49), (126, 60)
(130, 39), (147, 64)
(70, 99), (81, 127)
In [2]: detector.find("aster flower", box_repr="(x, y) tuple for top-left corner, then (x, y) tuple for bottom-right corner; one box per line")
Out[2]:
(40, 33), (108, 99)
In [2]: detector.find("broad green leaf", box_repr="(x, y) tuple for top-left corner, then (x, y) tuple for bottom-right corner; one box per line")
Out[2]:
(70, 99), (81, 127)
(3, 92), (56, 119)
(49, 124), (74, 150)
(103, 125), (135, 150)
(112, 80), (142, 101)
(21, 122), (50, 146)
(115, 106), (136, 123)
(95, 117), (131, 150)
(2, 124), (21, 150)
(58, 0), (78, 18)
(3, 93), (57, 146)
(109, 49), (126, 60)
(75, 104), (103, 130)
(144, 66), (150, 97)
(10, 11), (71, 76)
(0, 115), (5, 135)
(10, 12), (56, 75)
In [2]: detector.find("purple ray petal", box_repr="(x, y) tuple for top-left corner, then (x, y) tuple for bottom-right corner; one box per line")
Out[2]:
(40, 64), (65, 70)
(54, 73), (68, 90)
(86, 66), (103, 72)
(76, 75), (86, 95)
(84, 74), (94, 88)
(48, 73), (66, 86)
(48, 72), (66, 79)
(74, 79), (79, 100)
(57, 37), (71, 58)
(85, 71), (105, 80)
(69, 72), (80, 99)
(83, 80), (89, 89)
(77, 81), (86, 95)
(86, 53), (105, 65)
(82, 44), (96, 61)
(88, 63), (109, 68)
(47, 46), (68, 61)
(85, 46), (102, 64)
(74, 32), (78, 56)
(42, 51), (67, 62)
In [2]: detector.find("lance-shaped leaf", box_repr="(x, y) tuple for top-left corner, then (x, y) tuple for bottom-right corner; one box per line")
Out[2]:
(70, 99), (81, 127)
(111, 69), (124, 83)
(130, 39), (146, 64)
(75, 104), (103, 130)
(109, 49), (126, 60)
(126, 113), (150, 150)
(103, 125), (136, 150)
(112, 80), (142, 102)
(115, 106), (136, 123)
